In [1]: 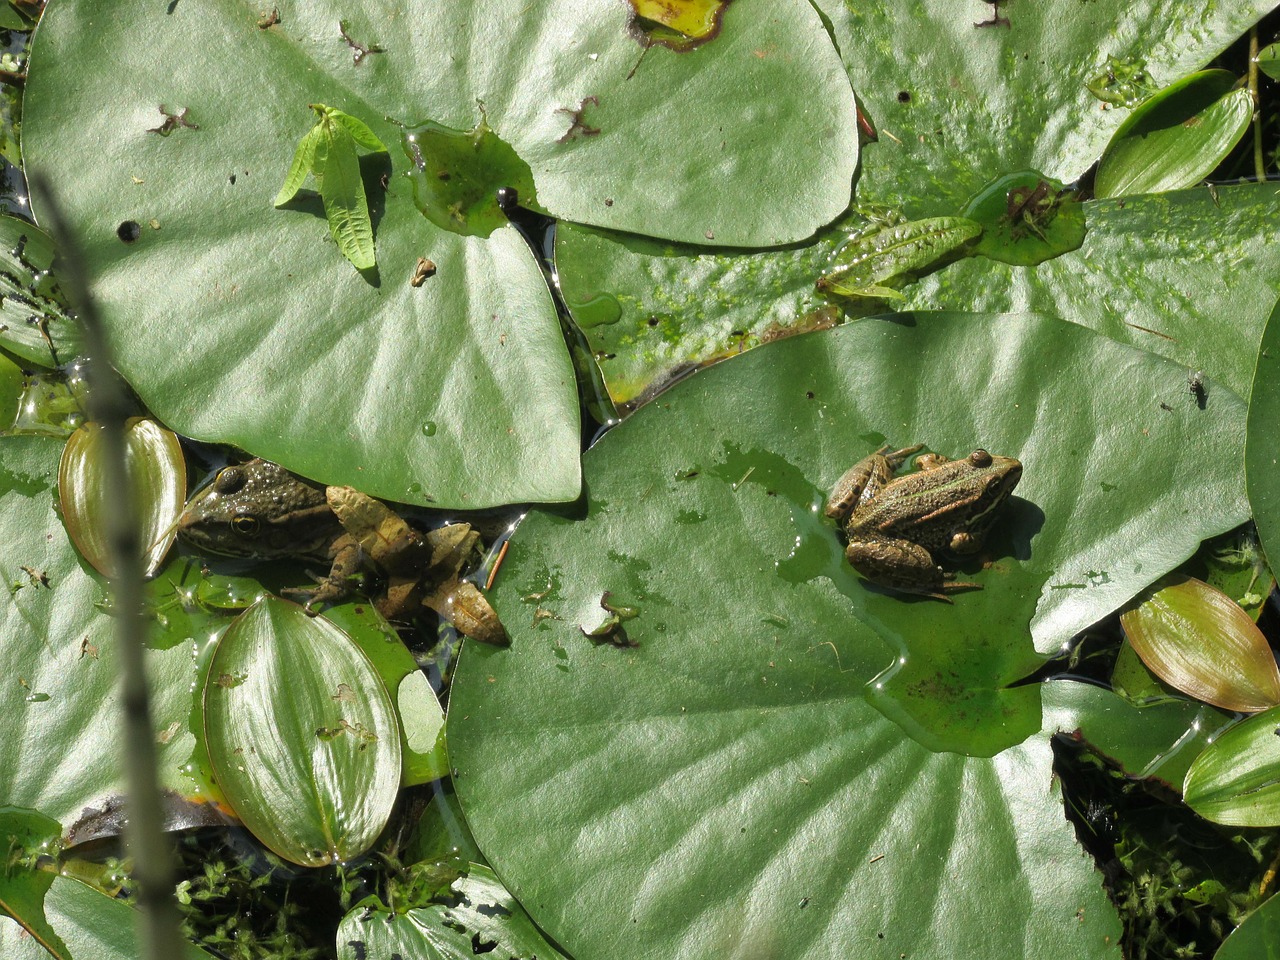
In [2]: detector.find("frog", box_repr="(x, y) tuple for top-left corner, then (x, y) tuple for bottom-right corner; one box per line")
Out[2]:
(824, 444), (1022, 600)
(175, 459), (362, 611)
(175, 460), (508, 644)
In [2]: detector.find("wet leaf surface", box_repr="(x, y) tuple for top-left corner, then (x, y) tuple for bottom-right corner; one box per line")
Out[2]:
(1183, 704), (1280, 827)
(203, 596), (402, 866)
(448, 313), (1247, 960)
(1120, 576), (1280, 713)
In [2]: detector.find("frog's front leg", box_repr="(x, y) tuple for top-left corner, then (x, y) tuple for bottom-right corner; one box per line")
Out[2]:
(282, 534), (367, 615)
(824, 444), (922, 520)
(845, 534), (978, 602)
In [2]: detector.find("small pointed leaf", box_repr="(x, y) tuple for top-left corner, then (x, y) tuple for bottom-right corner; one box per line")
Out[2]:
(330, 110), (388, 153)
(1119, 575), (1280, 712)
(319, 126), (376, 271)
(1183, 704), (1280, 826)
(58, 418), (186, 578)
(274, 125), (322, 207)
(1095, 70), (1253, 198)
(203, 596), (401, 866)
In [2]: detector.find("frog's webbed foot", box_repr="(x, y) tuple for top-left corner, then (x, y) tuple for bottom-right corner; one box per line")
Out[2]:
(281, 538), (366, 616)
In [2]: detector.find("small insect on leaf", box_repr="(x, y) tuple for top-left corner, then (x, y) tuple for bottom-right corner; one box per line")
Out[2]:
(274, 104), (389, 271)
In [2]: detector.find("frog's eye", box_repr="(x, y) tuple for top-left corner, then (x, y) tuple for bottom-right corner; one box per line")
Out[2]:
(230, 514), (261, 538)
(969, 450), (993, 467)
(214, 466), (247, 495)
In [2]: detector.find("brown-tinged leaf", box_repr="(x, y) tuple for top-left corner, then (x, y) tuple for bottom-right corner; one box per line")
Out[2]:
(425, 579), (508, 646)
(1120, 575), (1280, 712)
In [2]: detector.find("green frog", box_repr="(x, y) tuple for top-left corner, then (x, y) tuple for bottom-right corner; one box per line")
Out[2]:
(175, 459), (360, 610)
(825, 444), (1022, 600)
(176, 459), (508, 643)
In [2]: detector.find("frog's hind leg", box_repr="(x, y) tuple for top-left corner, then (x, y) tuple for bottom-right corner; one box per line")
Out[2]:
(824, 444), (922, 520)
(846, 535), (977, 602)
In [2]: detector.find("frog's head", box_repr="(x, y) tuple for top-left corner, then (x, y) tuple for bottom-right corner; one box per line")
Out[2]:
(176, 459), (339, 560)
(962, 449), (1022, 515)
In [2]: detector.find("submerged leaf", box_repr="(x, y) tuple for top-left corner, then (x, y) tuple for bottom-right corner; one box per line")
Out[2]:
(815, 216), (981, 300)
(1119, 576), (1280, 712)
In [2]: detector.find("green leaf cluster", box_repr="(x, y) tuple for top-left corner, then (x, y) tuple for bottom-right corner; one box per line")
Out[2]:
(275, 103), (388, 272)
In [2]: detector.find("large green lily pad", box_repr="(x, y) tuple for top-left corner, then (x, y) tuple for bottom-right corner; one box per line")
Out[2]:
(22, 0), (857, 508)
(820, 0), (1274, 213)
(449, 314), (1247, 960)
(0, 435), (203, 828)
(559, 181), (1280, 406)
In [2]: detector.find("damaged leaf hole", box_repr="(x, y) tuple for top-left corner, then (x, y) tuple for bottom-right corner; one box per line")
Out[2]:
(148, 104), (197, 136)
(556, 96), (602, 143)
(339, 19), (384, 65)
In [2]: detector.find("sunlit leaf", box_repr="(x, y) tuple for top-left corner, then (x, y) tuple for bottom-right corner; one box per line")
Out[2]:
(1119, 576), (1280, 713)
(1183, 704), (1280, 827)
(336, 863), (571, 960)
(203, 596), (401, 866)
(1094, 70), (1253, 198)
(58, 418), (186, 578)
(1214, 886), (1280, 959)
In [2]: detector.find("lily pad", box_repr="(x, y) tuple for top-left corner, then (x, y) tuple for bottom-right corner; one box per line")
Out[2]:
(336, 864), (570, 960)
(21, 0), (857, 507)
(560, 181), (1280, 406)
(819, 0), (1272, 214)
(0, 214), (78, 368)
(203, 596), (402, 866)
(448, 314), (1247, 960)
(1246, 298), (1280, 580)
(0, 435), (204, 828)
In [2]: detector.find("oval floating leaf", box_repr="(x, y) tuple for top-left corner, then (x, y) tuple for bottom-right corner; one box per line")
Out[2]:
(816, 216), (980, 301)
(1183, 704), (1280, 826)
(1094, 70), (1253, 198)
(1256, 41), (1280, 81)
(58, 418), (186, 578)
(1119, 576), (1280, 712)
(1247, 297), (1280, 588)
(203, 596), (402, 866)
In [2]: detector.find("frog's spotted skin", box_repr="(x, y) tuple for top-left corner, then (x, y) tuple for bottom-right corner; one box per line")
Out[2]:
(825, 446), (1022, 601)
(176, 459), (342, 561)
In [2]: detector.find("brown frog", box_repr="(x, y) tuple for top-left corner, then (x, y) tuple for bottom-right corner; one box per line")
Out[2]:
(825, 444), (1022, 600)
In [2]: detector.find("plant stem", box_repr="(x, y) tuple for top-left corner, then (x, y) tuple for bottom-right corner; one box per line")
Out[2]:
(29, 175), (187, 960)
(1250, 27), (1265, 181)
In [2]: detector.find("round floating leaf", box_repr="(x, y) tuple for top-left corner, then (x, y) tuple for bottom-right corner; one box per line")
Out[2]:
(1183, 704), (1280, 827)
(337, 864), (570, 960)
(1119, 576), (1280, 713)
(58, 418), (186, 578)
(1094, 70), (1253, 198)
(448, 313), (1250, 960)
(1041, 679), (1233, 790)
(14, 875), (212, 960)
(22, 0), (857, 507)
(203, 596), (402, 866)
(823, 1), (1271, 214)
